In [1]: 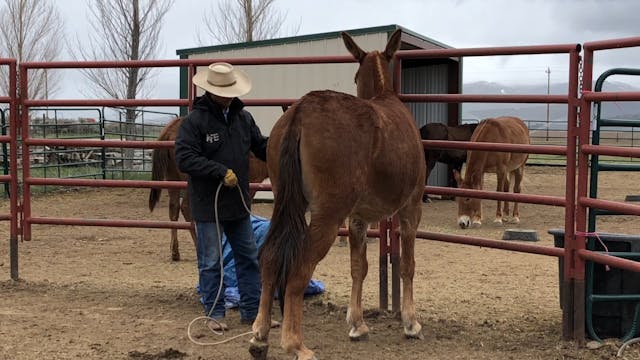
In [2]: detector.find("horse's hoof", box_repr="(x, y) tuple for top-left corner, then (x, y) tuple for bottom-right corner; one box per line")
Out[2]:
(249, 337), (269, 360)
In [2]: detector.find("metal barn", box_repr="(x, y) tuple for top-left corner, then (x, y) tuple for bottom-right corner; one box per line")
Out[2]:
(176, 24), (462, 187)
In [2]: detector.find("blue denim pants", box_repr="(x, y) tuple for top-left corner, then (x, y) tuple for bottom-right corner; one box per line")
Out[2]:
(195, 216), (260, 321)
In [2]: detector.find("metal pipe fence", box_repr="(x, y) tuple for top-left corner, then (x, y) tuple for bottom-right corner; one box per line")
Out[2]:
(2, 38), (638, 343)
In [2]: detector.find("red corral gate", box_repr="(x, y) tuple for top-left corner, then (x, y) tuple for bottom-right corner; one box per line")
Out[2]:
(5, 37), (640, 342)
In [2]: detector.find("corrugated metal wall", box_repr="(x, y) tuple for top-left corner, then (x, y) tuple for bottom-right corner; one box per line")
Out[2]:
(402, 64), (450, 186)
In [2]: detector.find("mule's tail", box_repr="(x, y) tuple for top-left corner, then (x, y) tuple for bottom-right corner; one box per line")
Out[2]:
(148, 147), (170, 212)
(259, 107), (308, 314)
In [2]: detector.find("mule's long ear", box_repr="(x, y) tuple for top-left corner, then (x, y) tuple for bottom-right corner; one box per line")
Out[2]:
(342, 31), (366, 62)
(384, 29), (402, 62)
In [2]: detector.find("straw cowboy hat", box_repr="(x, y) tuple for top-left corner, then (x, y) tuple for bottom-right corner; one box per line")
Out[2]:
(192, 62), (252, 98)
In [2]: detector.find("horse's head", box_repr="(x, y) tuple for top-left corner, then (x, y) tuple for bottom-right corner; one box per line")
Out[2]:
(453, 169), (482, 229)
(341, 29), (402, 99)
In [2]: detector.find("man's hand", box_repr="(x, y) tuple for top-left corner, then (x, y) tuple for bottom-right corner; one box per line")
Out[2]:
(223, 169), (238, 187)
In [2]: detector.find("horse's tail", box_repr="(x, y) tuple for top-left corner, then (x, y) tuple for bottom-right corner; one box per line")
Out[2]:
(148, 147), (170, 212)
(259, 107), (308, 314)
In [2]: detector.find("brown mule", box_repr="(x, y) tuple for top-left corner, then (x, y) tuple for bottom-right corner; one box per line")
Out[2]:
(249, 29), (426, 360)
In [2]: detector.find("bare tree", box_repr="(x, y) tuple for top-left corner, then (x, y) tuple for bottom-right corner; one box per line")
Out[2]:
(197, 0), (299, 45)
(0, 0), (63, 99)
(71, 0), (174, 168)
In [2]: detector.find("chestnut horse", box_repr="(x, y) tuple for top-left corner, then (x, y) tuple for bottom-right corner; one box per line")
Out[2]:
(452, 116), (529, 229)
(148, 117), (269, 261)
(249, 29), (425, 360)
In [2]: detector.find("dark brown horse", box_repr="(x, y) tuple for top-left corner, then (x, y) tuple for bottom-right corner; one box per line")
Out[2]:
(452, 116), (529, 229)
(249, 29), (425, 360)
(148, 117), (269, 261)
(420, 122), (477, 179)
(419, 122), (478, 201)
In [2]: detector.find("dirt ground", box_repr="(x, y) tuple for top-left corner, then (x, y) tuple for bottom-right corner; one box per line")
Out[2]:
(1, 166), (639, 360)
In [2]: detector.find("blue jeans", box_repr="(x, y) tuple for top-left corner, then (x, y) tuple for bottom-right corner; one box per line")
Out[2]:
(195, 216), (260, 321)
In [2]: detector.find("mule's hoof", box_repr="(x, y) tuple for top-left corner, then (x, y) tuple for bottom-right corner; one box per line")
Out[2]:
(512, 216), (520, 224)
(404, 322), (423, 340)
(349, 331), (369, 341)
(171, 254), (180, 262)
(249, 337), (269, 360)
(404, 329), (424, 340)
(493, 218), (503, 225)
(349, 324), (370, 341)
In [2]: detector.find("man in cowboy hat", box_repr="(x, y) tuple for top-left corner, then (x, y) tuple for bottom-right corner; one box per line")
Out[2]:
(175, 62), (270, 331)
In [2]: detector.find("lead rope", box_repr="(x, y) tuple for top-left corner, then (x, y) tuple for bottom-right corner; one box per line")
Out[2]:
(186, 182), (263, 346)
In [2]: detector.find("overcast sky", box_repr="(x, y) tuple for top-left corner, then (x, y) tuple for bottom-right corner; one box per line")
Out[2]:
(55, 0), (640, 103)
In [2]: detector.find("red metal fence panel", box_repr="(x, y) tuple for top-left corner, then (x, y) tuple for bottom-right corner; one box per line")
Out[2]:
(3, 37), (640, 342)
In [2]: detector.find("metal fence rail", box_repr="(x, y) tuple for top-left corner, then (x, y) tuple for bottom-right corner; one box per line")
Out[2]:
(2, 38), (639, 344)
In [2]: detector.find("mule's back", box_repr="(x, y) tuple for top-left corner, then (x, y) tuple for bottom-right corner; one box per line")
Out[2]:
(468, 116), (529, 173)
(268, 90), (424, 222)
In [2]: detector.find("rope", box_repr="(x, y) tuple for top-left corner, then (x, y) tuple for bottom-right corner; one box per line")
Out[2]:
(186, 183), (265, 346)
(576, 231), (611, 271)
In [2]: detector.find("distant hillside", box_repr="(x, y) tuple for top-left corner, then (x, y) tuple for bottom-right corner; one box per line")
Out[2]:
(462, 81), (640, 129)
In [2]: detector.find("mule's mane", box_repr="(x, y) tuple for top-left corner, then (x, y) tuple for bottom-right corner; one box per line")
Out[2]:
(355, 50), (391, 99)
(373, 51), (386, 92)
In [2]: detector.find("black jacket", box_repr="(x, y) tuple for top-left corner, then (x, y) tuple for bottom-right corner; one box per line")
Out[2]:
(175, 95), (268, 222)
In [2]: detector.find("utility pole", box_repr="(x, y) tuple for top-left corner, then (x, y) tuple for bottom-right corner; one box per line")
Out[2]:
(546, 66), (551, 141)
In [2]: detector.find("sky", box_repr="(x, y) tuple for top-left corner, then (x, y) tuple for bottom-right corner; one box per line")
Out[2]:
(52, 0), (640, 109)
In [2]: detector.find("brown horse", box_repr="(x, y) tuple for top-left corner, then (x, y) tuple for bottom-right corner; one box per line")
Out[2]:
(419, 122), (478, 201)
(452, 116), (529, 229)
(148, 117), (269, 261)
(249, 29), (425, 360)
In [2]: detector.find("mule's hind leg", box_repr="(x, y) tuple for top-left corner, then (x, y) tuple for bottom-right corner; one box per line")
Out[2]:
(347, 217), (370, 340)
(336, 219), (348, 247)
(397, 196), (423, 339)
(250, 250), (280, 360)
(493, 169), (507, 225)
(502, 173), (512, 222)
(511, 166), (525, 223)
(280, 217), (341, 360)
(168, 189), (181, 261)
(180, 193), (197, 249)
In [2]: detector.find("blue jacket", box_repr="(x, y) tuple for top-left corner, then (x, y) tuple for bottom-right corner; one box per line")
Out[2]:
(175, 94), (268, 221)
